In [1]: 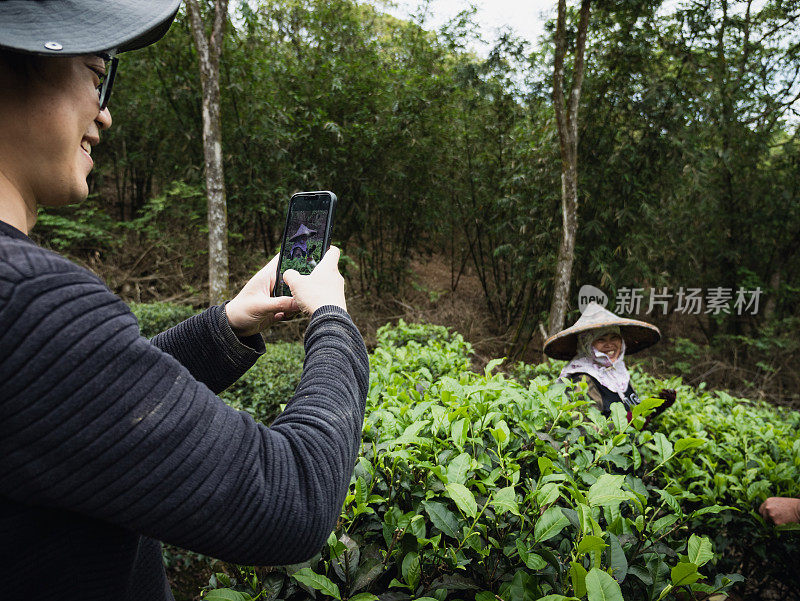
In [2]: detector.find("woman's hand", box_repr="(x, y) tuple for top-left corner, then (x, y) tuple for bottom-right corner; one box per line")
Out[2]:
(657, 388), (677, 410)
(760, 497), (800, 525)
(283, 246), (347, 315)
(225, 254), (299, 338)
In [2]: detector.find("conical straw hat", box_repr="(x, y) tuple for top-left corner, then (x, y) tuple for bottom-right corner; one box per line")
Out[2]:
(290, 224), (317, 240)
(543, 302), (661, 360)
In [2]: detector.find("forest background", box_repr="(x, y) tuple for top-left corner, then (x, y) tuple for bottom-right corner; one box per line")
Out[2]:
(34, 0), (800, 405)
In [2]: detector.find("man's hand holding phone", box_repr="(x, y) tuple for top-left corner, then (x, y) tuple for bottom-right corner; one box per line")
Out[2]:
(283, 246), (347, 314)
(226, 253), (299, 338)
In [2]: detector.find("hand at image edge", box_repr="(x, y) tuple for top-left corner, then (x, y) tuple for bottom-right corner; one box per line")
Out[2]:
(759, 496), (800, 525)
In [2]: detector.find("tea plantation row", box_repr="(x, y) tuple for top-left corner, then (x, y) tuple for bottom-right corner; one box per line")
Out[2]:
(130, 306), (800, 601)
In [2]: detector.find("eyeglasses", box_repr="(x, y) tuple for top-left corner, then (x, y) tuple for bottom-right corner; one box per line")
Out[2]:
(97, 52), (118, 111)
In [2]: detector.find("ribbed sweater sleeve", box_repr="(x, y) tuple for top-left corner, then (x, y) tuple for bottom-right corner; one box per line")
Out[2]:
(0, 239), (369, 567)
(150, 304), (265, 394)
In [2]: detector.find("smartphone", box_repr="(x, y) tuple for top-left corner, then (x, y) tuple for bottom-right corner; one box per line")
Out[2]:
(273, 191), (337, 297)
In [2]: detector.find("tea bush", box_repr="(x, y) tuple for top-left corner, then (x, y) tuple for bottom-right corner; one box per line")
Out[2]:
(197, 321), (799, 601)
(130, 301), (198, 339)
(220, 342), (305, 422)
(650, 375), (800, 597)
(376, 320), (465, 349)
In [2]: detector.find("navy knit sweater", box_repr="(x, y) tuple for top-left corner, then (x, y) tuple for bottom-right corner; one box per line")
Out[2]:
(0, 219), (369, 600)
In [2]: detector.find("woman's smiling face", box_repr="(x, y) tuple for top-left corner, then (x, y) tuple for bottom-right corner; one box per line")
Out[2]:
(592, 332), (623, 361)
(0, 54), (112, 213)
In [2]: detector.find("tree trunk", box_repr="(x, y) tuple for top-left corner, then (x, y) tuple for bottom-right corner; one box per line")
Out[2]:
(187, 0), (230, 305)
(548, 0), (592, 336)
(763, 269), (781, 320)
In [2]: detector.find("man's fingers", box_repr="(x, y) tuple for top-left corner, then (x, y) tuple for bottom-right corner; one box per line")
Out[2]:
(265, 296), (298, 314)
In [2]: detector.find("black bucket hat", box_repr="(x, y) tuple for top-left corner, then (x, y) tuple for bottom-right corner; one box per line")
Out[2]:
(0, 0), (182, 56)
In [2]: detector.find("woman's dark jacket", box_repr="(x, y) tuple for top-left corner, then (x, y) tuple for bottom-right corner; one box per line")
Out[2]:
(565, 372), (640, 415)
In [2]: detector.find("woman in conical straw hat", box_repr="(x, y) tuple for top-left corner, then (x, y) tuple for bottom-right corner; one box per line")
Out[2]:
(543, 302), (676, 420)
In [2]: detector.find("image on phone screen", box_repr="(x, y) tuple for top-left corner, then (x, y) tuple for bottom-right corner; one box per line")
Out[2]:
(274, 192), (335, 297)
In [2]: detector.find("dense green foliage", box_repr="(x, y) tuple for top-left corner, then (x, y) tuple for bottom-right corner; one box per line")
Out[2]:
(199, 322), (800, 601)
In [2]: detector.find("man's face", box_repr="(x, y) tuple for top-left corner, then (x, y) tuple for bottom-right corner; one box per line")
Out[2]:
(0, 54), (112, 210)
(593, 333), (623, 361)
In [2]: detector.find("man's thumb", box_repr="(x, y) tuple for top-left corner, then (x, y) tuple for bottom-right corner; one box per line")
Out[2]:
(282, 269), (300, 287)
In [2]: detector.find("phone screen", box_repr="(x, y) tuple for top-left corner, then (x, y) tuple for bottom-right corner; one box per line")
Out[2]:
(274, 191), (336, 297)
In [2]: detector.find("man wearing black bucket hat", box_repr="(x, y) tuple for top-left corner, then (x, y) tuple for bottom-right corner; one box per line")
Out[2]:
(0, 3), (368, 600)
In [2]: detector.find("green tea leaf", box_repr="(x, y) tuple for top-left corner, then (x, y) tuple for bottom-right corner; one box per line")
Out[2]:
(652, 514), (679, 533)
(575, 502), (592, 534)
(204, 590), (248, 601)
(534, 506), (569, 542)
(292, 568), (342, 600)
(516, 538), (548, 570)
(349, 595), (379, 601)
(451, 418), (468, 449)
(652, 433), (674, 464)
(627, 565), (653, 585)
(402, 551), (421, 590)
(675, 437), (706, 453)
(446, 482), (478, 518)
(538, 456), (554, 476)
(423, 500), (460, 539)
(656, 489), (682, 516)
(355, 476), (368, 508)
(570, 561), (588, 597)
(671, 562), (700, 585)
(535, 482), (561, 507)
(610, 402), (627, 433)
(577, 535), (607, 554)
(491, 420), (511, 449)
(492, 485), (520, 515)
(585, 568), (624, 601)
(586, 474), (630, 508)
(446, 452), (472, 485)
(430, 405), (449, 435)
(606, 533), (628, 582)
(631, 396), (663, 419)
(485, 357), (504, 376)
(632, 444), (641, 470)
(524, 552), (547, 570)
(388, 578), (409, 590)
(394, 420), (430, 446)
(690, 504), (731, 518)
(687, 534), (714, 567)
